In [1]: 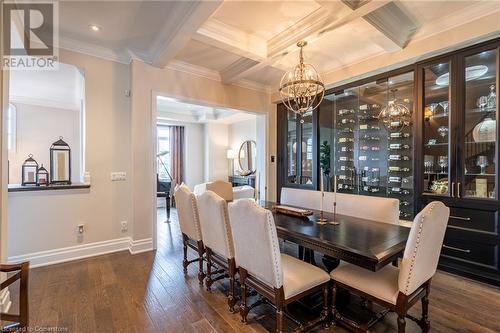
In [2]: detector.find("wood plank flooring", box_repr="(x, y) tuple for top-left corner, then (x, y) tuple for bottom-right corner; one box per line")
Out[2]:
(3, 208), (500, 333)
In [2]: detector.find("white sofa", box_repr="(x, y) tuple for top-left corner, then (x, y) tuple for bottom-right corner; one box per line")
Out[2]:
(280, 187), (400, 225)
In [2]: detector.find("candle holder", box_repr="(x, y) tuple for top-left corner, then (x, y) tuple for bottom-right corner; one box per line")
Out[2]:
(317, 210), (328, 224)
(328, 201), (340, 225)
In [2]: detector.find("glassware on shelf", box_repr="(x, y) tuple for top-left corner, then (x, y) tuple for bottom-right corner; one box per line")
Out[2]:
(429, 103), (439, 115)
(487, 84), (496, 109)
(477, 95), (488, 109)
(437, 126), (449, 138)
(438, 155), (448, 173)
(476, 155), (489, 174)
(424, 155), (434, 173)
(439, 101), (449, 116)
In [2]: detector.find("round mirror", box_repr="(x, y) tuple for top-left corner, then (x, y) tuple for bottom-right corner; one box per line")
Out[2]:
(238, 140), (257, 175)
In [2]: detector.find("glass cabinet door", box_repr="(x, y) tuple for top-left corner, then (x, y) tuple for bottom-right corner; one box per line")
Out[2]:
(422, 62), (453, 196)
(460, 49), (497, 200)
(334, 88), (358, 193)
(286, 110), (299, 185)
(300, 111), (314, 185)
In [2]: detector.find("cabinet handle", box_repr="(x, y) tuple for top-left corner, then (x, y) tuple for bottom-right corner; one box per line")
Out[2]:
(449, 215), (471, 221)
(457, 182), (461, 198)
(443, 244), (471, 253)
(451, 182), (455, 197)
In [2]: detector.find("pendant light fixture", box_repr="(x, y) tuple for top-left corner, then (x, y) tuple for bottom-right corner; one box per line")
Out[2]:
(279, 41), (325, 116)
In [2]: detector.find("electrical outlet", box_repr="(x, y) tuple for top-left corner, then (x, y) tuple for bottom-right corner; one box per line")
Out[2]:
(78, 224), (85, 234)
(120, 221), (128, 232)
(110, 172), (127, 181)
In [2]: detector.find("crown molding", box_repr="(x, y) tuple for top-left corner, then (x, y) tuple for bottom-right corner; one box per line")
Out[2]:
(10, 95), (80, 111)
(166, 60), (271, 94)
(58, 36), (131, 64)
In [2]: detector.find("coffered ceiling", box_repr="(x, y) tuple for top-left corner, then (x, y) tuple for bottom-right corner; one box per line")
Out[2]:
(49, 1), (500, 92)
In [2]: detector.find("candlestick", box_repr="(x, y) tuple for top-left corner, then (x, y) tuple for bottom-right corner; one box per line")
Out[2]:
(329, 175), (340, 225)
(317, 167), (327, 223)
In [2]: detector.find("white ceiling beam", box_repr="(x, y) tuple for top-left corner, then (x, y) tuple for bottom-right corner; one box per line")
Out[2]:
(362, 2), (419, 51)
(193, 19), (267, 62)
(150, 1), (222, 68)
(222, 0), (389, 84)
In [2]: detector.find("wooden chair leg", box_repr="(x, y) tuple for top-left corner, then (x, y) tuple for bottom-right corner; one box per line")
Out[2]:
(228, 258), (236, 313)
(182, 235), (188, 274)
(197, 240), (205, 285)
(331, 283), (338, 327)
(276, 304), (284, 333)
(397, 313), (406, 333)
(205, 248), (213, 291)
(321, 283), (330, 328)
(422, 283), (431, 332)
(239, 268), (249, 324)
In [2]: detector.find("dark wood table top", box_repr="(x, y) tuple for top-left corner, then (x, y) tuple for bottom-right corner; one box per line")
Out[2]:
(260, 201), (410, 271)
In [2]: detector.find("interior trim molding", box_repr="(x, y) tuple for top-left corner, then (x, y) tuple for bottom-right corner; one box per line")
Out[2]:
(7, 237), (153, 268)
(0, 289), (12, 314)
(9, 95), (80, 111)
(166, 60), (271, 93)
(129, 238), (154, 255)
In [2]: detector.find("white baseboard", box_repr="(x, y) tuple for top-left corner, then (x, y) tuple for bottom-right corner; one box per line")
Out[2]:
(0, 288), (12, 313)
(8, 237), (154, 268)
(129, 238), (154, 254)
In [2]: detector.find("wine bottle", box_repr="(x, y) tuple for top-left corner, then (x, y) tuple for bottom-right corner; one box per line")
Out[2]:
(340, 146), (354, 152)
(338, 109), (355, 115)
(400, 212), (412, 219)
(389, 132), (411, 139)
(389, 176), (401, 183)
(389, 121), (411, 128)
(388, 143), (410, 150)
(400, 201), (411, 206)
(388, 155), (410, 161)
(339, 137), (354, 143)
(388, 187), (410, 195)
(338, 118), (355, 125)
(361, 135), (380, 141)
(388, 166), (411, 172)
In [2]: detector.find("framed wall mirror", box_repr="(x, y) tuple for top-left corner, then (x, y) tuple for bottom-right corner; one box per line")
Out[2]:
(238, 140), (257, 175)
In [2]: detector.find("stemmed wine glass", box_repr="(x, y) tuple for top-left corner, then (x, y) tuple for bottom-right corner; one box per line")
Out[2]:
(477, 156), (489, 174)
(437, 126), (449, 138)
(438, 156), (448, 174)
(439, 101), (449, 116)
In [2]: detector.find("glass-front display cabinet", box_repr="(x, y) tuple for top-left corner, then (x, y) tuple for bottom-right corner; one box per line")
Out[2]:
(419, 45), (499, 202)
(319, 71), (415, 219)
(278, 105), (317, 190)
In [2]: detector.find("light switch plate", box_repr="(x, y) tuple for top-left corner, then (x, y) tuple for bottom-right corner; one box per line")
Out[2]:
(111, 172), (127, 181)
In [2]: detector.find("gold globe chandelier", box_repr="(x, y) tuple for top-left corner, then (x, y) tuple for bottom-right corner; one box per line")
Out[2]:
(378, 89), (412, 131)
(279, 41), (325, 116)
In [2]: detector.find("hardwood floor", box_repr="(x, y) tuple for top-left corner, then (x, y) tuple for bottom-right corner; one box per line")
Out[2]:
(4, 208), (500, 333)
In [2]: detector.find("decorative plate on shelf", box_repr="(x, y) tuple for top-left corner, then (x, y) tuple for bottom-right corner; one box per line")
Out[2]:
(473, 117), (496, 142)
(431, 179), (448, 194)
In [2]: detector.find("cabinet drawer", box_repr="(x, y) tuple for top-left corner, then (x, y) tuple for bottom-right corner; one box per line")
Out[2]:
(447, 206), (499, 235)
(441, 237), (499, 270)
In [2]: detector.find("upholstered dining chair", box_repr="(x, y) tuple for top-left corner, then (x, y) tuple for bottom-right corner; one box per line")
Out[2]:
(229, 199), (331, 333)
(174, 184), (205, 285)
(206, 180), (234, 201)
(330, 201), (450, 333)
(197, 190), (237, 312)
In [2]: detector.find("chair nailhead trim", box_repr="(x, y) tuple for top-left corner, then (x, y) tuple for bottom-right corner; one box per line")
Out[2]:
(404, 202), (436, 294)
(265, 208), (283, 288)
(191, 195), (203, 240)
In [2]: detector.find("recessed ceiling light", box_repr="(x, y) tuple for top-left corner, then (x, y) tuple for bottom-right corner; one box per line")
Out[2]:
(88, 24), (100, 32)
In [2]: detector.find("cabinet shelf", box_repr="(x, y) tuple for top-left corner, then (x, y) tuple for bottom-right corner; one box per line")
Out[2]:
(466, 106), (496, 114)
(465, 173), (495, 176)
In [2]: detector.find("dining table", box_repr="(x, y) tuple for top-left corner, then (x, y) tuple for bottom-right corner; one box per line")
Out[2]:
(260, 201), (410, 272)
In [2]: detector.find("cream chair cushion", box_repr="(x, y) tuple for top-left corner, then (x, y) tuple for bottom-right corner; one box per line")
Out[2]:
(197, 191), (234, 259)
(280, 187), (321, 210)
(398, 201), (449, 295)
(282, 254), (330, 300)
(331, 263), (400, 304)
(233, 185), (255, 200)
(281, 187), (399, 224)
(174, 184), (202, 241)
(324, 192), (399, 224)
(207, 180), (234, 201)
(229, 199), (283, 288)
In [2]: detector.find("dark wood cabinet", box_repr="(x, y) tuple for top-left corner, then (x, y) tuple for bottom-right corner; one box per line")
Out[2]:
(277, 37), (500, 286)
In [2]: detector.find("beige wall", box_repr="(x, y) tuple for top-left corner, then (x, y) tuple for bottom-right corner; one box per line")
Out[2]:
(7, 48), (133, 257)
(131, 59), (276, 243)
(8, 103), (81, 184)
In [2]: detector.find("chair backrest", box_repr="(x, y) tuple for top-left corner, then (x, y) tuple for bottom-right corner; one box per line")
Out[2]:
(228, 199), (283, 288)
(207, 180), (234, 201)
(197, 191), (234, 259)
(193, 183), (207, 196)
(174, 184), (203, 241)
(398, 201), (450, 295)
(280, 187), (399, 224)
(280, 187), (321, 210)
(325, 192), (400, 224)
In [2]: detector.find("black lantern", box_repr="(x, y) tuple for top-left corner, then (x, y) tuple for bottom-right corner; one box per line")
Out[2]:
(50, 137), (71, 185)
(36, 164), (49, 186)
(21, 154), (38, 186)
